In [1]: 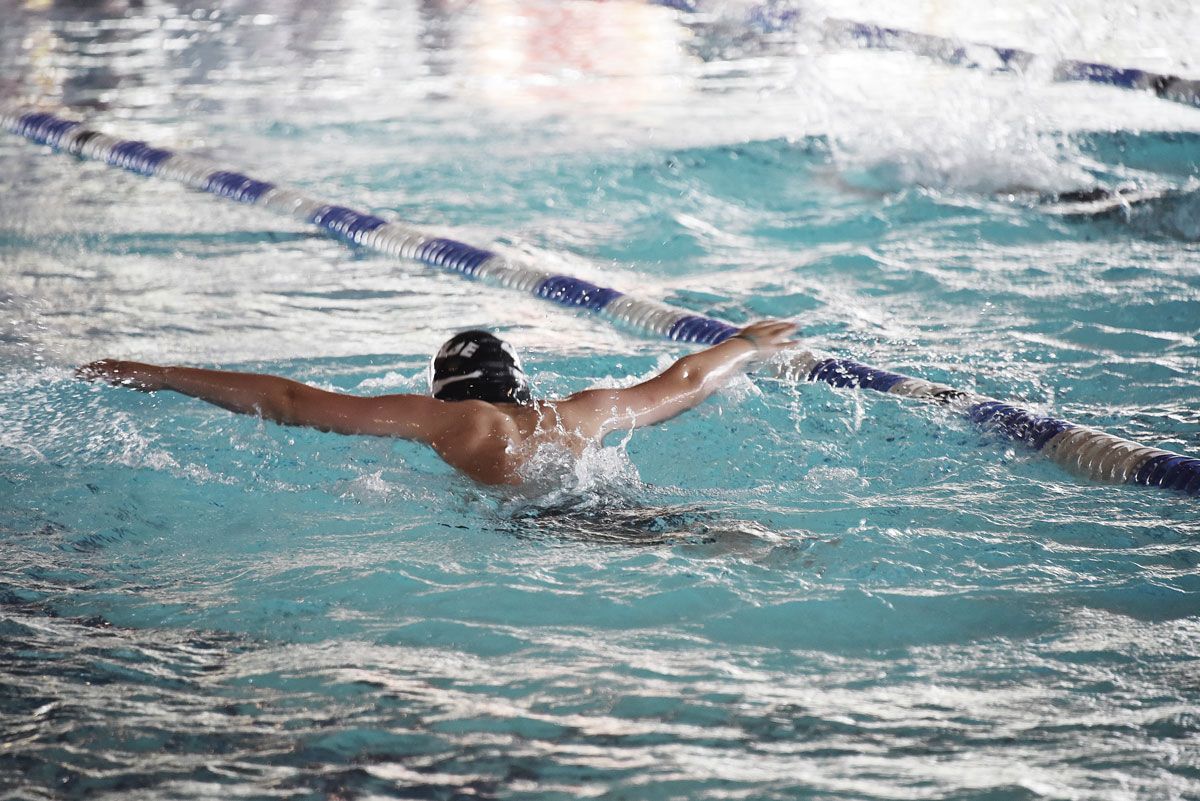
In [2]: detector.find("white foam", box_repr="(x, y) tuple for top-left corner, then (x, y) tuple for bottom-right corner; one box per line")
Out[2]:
(335, 469), (400, 503)
(825, 67), (1097, 194)
(355, 370), (425, 392)
(512, 439), (643, 507)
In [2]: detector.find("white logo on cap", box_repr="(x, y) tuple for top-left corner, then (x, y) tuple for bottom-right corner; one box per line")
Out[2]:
(439, 340), (479, 359)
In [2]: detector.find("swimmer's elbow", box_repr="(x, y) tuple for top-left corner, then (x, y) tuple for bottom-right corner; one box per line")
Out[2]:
(666, 360), (713, 400)
(265, 382), (303, 426)
(677, 364), (705, 391)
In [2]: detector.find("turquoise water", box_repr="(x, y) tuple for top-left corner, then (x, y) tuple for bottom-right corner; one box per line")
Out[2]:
(2, 2), (1200, 799)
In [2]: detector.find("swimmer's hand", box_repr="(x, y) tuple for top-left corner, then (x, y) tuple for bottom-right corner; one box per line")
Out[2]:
(77, 359), (168, 391)
(731, 319), (799, 360)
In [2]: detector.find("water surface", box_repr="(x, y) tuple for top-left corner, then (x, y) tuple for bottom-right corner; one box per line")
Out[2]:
(2, 1), (1199, 799)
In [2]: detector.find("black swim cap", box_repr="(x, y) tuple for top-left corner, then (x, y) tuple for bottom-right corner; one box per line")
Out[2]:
(429, 330), (532, 404)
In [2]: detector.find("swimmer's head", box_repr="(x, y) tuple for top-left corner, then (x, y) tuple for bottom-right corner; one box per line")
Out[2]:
(429, 330), (532, 405)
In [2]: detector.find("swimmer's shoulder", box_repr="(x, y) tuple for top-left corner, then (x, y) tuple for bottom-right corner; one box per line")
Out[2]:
(485, 399), (579, 442)
(543, 390), (617, 439)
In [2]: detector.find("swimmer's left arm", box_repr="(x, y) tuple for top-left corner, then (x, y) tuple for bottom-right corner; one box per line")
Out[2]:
(78, 360), (453, 441)
(557, 319), (797, 437)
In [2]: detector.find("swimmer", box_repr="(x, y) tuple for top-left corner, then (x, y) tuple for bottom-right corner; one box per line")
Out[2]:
(77, 319), (797, 486)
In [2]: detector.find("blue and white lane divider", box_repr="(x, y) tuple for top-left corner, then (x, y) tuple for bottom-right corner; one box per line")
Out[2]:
(661, 2), (1200, 110)
(4, 105), (1198, 496)
(821, 18), (1200, 109)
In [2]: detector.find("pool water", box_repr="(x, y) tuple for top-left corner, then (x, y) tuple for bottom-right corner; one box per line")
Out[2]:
(2, 1), (1199, 799)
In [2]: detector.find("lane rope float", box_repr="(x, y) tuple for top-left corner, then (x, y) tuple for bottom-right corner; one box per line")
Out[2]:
(3, 105), (1197, 496)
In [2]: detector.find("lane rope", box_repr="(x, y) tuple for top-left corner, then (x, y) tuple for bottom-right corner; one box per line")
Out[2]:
(3, 105), (1197, 496)
(659, 2), (1200, 109)
(821, 17), (1200, 109)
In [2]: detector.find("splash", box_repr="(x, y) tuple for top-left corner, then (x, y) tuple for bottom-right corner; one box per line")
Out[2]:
(511, 437), (644, 506)
(827, 84), (1096, 195)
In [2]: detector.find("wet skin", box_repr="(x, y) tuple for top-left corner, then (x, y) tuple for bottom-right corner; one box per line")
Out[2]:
(79, 320), (798, 486)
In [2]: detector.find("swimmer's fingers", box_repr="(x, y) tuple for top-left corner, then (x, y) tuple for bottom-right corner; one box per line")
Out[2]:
(738, 319), (797, 339)
(76, 359), (119, 382)
(77, 359), (166, 391)
(736, 320), (799, 353)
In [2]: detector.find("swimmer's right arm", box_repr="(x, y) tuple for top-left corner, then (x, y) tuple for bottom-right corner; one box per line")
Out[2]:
(77, 360), (453, 441)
